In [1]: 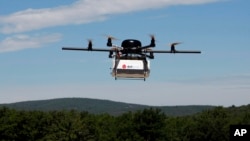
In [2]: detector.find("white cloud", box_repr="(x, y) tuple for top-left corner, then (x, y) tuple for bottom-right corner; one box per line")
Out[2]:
(0, 0), (222, 34)
(0, 33), (62, 53)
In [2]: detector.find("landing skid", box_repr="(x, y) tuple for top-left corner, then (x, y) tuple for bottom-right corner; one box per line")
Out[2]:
(114, 77), (146, 81)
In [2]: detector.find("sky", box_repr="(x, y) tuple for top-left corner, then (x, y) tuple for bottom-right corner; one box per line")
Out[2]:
(0, 0), (249, 106)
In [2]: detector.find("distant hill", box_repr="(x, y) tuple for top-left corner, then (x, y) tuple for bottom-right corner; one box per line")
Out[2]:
(0, 98), (215, 116)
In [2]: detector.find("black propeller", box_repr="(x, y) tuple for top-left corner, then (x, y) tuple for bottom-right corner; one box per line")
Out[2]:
(105, 35), (117, 47)
(104, 35), (118, 58)
(170, 42), (182, 53)
(87, 39), (93, 50)
(140, 34), (156, 50)
(149, 34), (156, 47)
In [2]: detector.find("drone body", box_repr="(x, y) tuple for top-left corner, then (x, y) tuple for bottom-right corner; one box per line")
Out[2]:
(62, 36), (201, 81)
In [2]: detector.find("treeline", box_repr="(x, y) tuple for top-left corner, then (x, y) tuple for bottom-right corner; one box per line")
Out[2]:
(0, 98), (215, 116)
(0, 105), (249, 141)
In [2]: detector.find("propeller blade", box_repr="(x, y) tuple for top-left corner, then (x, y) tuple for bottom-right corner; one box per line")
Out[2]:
(104, 34), (118, 40)
(149, 34), (155, 40)
(87, 39), (93, 50)
(149, 34), (156, 47)
(169, 42), (182, 53)
(87, 39), (92, 43)
(169, 42), (182, 47)
(139, 35), (156, 50)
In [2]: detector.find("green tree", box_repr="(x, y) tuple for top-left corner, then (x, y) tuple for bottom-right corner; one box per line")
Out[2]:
(133, 108), (166, 141)
(116, 111), (143, 141)
(0, 107), (19, 140)
(95, 113), (117, 141)
(44, 110), (96, 141)
(185, 107), (229, 141)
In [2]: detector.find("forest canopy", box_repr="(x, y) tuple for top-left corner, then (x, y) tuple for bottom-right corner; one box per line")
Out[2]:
(0, 104), (250, 141)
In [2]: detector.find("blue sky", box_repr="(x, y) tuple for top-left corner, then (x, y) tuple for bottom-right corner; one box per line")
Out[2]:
(0, 0), (249, 106)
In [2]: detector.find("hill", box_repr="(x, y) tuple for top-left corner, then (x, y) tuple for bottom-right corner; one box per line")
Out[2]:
(0, 98), (215, 116)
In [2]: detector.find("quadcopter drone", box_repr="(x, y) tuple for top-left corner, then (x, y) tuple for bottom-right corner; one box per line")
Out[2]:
(62, 35), (201, 81)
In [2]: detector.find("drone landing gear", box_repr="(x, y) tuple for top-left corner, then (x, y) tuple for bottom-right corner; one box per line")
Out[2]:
(114, 72), (146, 81)
(114, 77), (146, 81)
(143, 72), (146, 81)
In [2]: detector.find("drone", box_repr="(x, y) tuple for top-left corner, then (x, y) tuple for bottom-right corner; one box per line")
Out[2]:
(62, 35), (201, 81)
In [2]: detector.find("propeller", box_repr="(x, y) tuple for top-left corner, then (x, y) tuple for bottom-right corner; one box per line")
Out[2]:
(170, 42), (182, 46)
(87, 39), (93, 43)
(149, 34), (156, 47)
(105, 35), (117, 40)
(139, 34), (156, 50)
(149, 34), (155, 40)
(87, 39), (93, 50)
(104, 35), (118, 47)
(169, 42), (182, 53)
(103, 35), (118, 57)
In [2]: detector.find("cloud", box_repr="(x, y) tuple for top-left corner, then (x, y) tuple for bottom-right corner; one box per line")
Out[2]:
(0, 0), (222, 34)
(0, 33), (62, 53)
(0, 0), (223, 52)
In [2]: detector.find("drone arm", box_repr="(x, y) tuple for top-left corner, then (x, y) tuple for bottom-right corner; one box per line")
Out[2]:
(174, 50), (201, 54)
(62, 47), (115, 52)
(140, 45), (154, 50)
(62, 47), (88, 51)
(146, 50), (201, 54)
